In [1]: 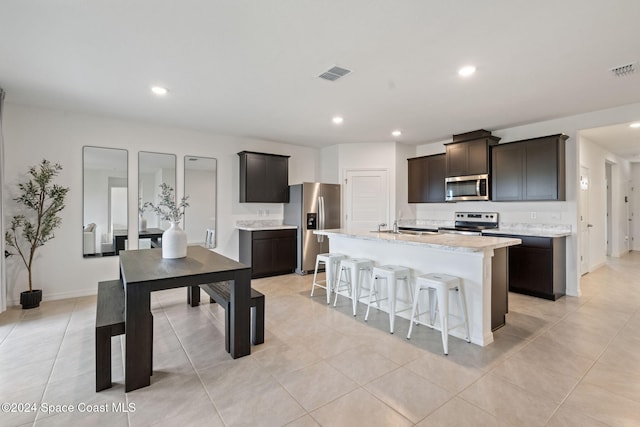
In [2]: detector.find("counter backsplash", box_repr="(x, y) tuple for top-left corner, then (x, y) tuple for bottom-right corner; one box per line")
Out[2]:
(398, 219), (453, 229)
(496, 222), (572, 234)
(400, 219), (571, 235)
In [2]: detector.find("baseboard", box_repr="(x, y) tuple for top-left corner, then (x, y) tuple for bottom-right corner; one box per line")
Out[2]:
(7, 288), (97, 308)
(589, 261), (606, 272)
(611, 249), (630, 258)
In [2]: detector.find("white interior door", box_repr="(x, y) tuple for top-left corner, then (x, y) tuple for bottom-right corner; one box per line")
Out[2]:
(344, 169), (389, 231)
(580, 165), (590, 275)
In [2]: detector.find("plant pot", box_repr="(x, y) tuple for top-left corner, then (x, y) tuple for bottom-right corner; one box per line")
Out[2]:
(20, 289), (42, 309)
(162, 222), (187, 259)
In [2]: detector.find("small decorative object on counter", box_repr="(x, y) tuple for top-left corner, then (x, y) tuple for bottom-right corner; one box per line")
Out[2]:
(150, 183), (190, 259)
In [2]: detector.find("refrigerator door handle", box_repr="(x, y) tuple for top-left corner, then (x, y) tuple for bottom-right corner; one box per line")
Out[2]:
(317, 196), (325, 243)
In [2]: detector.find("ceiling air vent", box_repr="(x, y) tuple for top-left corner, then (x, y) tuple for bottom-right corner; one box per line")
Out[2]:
(610, 62), (637, 77)
(318, 65), (352, 82)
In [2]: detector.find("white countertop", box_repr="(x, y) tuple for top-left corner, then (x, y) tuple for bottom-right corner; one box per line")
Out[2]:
(482, 225), (571, 238)
(235, 220), (297, 231)
(399, 220), (572, 238)
(315, 229), (521, 253)
(236, 225), (297, 231)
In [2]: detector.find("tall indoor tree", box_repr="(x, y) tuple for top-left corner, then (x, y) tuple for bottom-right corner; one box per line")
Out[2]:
(5, 159), (69, 308)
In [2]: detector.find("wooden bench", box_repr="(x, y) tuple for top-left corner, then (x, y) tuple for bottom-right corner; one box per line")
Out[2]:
(95, 280), (125, 392)
(95, 279), (152, 391)
(200, 282), (265, 352)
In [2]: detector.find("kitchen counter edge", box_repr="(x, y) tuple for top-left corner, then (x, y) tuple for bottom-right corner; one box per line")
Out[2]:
(315, 229), (521, 253)
(236, 225), (298, 231)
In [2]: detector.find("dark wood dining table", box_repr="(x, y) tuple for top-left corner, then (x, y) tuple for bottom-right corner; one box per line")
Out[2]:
(119, 245), (252, 392)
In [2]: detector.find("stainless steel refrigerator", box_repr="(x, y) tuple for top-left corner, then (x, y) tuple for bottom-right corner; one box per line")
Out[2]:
(284, 182), (341, 274)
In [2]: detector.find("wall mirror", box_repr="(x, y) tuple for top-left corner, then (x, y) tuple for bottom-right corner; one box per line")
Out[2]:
(138, 151), (176, 249)
(184, 156), (217, 248)
(82, 146), (128, 257)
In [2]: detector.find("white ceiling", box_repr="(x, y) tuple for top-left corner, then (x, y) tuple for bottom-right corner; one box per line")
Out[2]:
(581, 122), (640, 162)
(1, 1), (640, 152)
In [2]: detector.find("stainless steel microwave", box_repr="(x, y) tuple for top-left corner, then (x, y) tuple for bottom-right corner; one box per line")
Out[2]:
(445, 174), (489, 201)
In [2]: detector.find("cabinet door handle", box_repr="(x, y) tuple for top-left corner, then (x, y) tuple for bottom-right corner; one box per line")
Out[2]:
(317, 196), (325, 243)
(587, 224), (594, 228)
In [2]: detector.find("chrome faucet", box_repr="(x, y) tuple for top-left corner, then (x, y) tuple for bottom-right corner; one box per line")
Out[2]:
(378, 223), (387, 232)
(393, 220), (398, 233)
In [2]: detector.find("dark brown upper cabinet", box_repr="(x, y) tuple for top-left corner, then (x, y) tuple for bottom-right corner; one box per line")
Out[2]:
(491, 134), (568, 201)
(408, 153), (446, 203)
(238, 151), (290, 203)
(445, 130), (500, 177)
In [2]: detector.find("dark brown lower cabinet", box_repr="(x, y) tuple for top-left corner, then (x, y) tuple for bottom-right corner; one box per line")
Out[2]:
(239, 229), (296, 279)
(490, 234), (566, 300)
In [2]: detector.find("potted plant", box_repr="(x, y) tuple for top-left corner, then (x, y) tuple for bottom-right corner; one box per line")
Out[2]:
(149, 183), (189, 259)
(5, 160), (69, 309)
(138, 198), (150, 231)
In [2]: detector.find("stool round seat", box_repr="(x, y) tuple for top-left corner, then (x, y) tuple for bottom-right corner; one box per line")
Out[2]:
(311, 253), (346, 304)
(406, 272), (470, 355)
(365, 265), (412, 334)
(334, 258), (373, 316)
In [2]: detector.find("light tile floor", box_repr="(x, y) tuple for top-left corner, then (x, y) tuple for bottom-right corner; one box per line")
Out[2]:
(1, 252), (640, 426)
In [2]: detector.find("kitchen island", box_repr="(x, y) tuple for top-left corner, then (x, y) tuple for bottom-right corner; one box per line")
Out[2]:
(314, 229), (521, 346)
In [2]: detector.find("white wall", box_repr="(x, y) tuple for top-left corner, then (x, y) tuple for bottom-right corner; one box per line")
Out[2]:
(395, 143), (417, 221)
(632, 164), (640, 251)
(2, 104), (319, 305)
(579, 136), (631, 269)
(321, 142), (418, 226)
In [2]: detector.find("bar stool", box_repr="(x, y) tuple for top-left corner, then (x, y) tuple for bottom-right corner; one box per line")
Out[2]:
(406, 273), (470, 355)
(365, 265), (412, 334)
(311, 253), (346, 304)
(333, 258), (374, 316)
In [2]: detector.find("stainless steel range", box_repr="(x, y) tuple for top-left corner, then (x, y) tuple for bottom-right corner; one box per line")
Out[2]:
(438, 212), (499, 236)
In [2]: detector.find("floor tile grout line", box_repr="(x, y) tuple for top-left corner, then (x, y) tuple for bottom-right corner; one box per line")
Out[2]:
(4, 255), (640, 426)
(541, 306), (639, 426)
(153, 292), (228, 427)
(30, 297), (78, 425)
(0, 309), (22, 348)
(437, 297), (583, 424)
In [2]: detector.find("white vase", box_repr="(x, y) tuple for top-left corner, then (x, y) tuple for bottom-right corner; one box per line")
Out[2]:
(162, 222), (187, 258)
(139, 215), (147, 231)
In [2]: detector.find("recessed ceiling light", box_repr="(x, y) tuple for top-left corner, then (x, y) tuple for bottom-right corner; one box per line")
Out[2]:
(630, 122), (640, 128)
(332, 116), (344, 125)
(151, 86), (168, 96)
(392, 130), (402, 137)
(458, 65), (476, 77)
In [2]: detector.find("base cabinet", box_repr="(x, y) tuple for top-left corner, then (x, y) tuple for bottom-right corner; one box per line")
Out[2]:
(490, 234), (566, 300)
(239, 229), (296, 279)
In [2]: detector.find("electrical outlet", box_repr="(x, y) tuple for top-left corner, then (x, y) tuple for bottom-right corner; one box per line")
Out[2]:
(530, 212), (537, 220)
